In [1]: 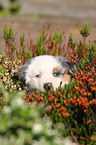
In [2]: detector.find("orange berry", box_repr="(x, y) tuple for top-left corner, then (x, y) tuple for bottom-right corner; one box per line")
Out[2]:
(84, 109), (87, 113)
(89, 137), (94, 141)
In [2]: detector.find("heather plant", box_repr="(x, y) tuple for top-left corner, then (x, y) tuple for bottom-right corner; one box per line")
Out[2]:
(3, 23), (77, 63)
(79, 22), (91, 41)
(0, 23), (96, 145)
(3, 24), (17, 59)
(77, 43), (96, 71)
(25, 67), (96, 144)
(68, 33), (76, 51)
(0, 82), (72, 145)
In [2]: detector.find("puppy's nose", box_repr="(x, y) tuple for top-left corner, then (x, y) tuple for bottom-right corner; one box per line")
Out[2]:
(44, 83), (52, 91)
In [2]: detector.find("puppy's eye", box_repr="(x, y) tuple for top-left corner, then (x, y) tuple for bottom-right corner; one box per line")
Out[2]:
(53, 72), (60, 77)
(36, 74), (41, 78)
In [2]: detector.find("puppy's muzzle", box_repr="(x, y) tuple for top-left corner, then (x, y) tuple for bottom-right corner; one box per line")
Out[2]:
(43, 83), (52, 91)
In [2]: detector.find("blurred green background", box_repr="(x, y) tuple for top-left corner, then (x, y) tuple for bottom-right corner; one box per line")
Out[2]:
(0, 0), (96, 53)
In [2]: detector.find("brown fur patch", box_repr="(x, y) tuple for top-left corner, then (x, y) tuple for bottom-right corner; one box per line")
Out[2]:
(64, 74), (71, 84)
(53, 67), (58, 73)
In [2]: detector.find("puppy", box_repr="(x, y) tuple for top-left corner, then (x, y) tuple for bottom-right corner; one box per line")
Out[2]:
(18, 55), (76, 92)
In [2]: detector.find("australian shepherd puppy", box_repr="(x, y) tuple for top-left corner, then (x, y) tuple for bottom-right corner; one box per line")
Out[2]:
(18, 55), (76, 92)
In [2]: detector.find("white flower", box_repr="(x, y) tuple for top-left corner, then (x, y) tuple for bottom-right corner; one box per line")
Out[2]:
(33, 123), (42, 133)
(5, 85), (8, 89)
(10, 92), (25, 108)
(11, 85), (13, 88)
(19, 88), (22, 91)
(3, 106), (11, 114)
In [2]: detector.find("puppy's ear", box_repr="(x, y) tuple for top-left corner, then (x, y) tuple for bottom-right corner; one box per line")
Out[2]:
(56, 55), (77, 76)
(18, 59), (32, 83)
(66, 61), (77, 76)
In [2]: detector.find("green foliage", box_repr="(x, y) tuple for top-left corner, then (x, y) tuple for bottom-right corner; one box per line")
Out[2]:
(69, 33), (76, 50)
(0, 83), (71, 145)
(79, 22), (91, 38)
(78, 43), (96, 70)
(0, 0), (21, 15)
(77, 40), (86, 58)
(3, 25), (14, 45)
(0, 9), (11, 16)
(0, 81), (7, 111)
(20, 33), (26, 47)
(10, 2), (21, 13)
(3, 24), (17, 59)
(85, 43), (96, 63)
(0, 65), (4, 74)
(36, 32), (46, 55)
(54, 32), (63, 45)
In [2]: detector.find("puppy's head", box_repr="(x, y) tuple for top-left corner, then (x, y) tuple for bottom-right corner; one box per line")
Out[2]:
(18, 55), (76, 92)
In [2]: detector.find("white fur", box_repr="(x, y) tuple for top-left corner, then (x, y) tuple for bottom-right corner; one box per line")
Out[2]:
(25, 55), (68, 92)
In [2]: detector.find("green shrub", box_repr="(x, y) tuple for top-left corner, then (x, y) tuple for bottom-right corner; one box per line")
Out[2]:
(10, 2), (21, 13)
(0, 0), (21, 15)
(0, 82), (76, 145)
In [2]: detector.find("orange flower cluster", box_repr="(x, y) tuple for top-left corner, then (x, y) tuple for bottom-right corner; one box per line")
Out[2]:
(48, 95), (55, 102)
(25, 93), (45, 104)
(63, 100), (67, 105)
(85, 65), (90, 70)
(89, 137), (94, 141)
(53, 104), (60, 109)
(89, 99), (96, 112)
(69, 66), (96, 113)
(69, 57), (76, 64)
(60, 106), (69, 117)
(48, 105), (52, 110)
(47, 104), (60, 113)
(25, 94), (35, 103)
(48, 91), (64, 103)
(25, 90), (69, 117)
(87, 119), (92, 125)
(89, 99), (96, 104)
(69, 96), (89, 110)
(74, 69), (96, 95)
(37, 95), (44, 104)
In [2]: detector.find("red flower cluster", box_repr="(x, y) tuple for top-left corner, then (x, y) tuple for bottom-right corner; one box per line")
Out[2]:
(53, 104), (60, 109)
(49, 94), (55, 102)
(69, 55), (76, 64)
(69, 95), (89, 111)
(25, 93), (45, 104)
(87, 119), (91, 125)
(37, 95), (44, 104)
(25, 94), (35, 103)
(74, 68), (96, 95)
(60, 106), (69, 117)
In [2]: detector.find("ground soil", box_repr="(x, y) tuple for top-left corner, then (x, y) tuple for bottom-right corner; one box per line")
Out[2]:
(0, 0), (96, 54)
